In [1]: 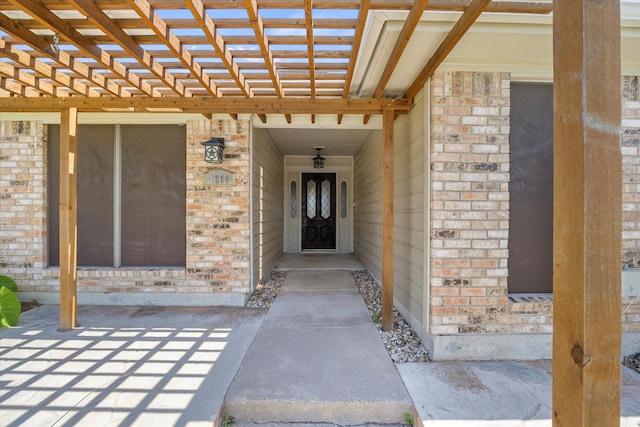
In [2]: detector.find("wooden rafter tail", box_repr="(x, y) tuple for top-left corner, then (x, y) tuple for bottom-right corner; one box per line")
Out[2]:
(404, 0), (491, 101)
(69, 0), (189, 97)
(127, 0), (219, 97)
(0, 10), (131, 97)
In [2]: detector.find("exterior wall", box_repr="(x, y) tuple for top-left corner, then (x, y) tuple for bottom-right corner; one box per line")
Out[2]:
(354, 130), (383, 280)
(429, 72), (640, 359)
(354, 88), (429, 342)
(391, 88), (429, 339)
(430, 71), (516, 340)
(622, 76), (640, 333)
(0, 118), (252, 306)
(0, 121), (47, 284)
(251, 127), (284, 287)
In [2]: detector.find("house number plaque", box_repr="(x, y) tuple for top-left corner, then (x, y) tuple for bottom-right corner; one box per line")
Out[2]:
(205, 169), (235, 186)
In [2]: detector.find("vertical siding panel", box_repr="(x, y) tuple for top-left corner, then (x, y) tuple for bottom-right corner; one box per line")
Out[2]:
(252, 127), (284, 288)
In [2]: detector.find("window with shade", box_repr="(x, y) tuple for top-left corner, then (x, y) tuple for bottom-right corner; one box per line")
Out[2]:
(48, 124), (186, 267)
(508, 83), (554, 293)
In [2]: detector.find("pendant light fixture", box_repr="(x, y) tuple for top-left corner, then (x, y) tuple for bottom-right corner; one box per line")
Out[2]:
(313, 147), (325, 169)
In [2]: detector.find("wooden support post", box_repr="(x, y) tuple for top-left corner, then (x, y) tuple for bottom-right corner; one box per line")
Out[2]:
(59, 107), (78, 331)
(552, 1), (622, 425)
(382, 108), (394, 331)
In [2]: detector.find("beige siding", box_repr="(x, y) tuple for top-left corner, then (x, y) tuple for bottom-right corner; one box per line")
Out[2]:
(354, 130), (383, 280)
(252, 127), (284, 287)
(393, 88), (428, 334)
(354, 88), (428, 338)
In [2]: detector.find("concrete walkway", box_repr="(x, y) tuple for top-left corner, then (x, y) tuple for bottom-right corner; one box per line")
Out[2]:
(2, 253), (640, 426)
(223, 267), (413, 424)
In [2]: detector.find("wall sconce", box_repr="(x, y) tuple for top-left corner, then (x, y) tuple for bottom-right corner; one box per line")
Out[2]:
(202, 137), (225, 163)
(313, 147), (325, 169)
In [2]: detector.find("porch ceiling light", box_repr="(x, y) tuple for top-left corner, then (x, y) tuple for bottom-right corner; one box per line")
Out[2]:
(202, 137), (225, 163)
(313, 147), (325, 169)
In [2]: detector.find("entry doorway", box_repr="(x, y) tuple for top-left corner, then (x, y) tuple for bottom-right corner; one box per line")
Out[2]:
(301, 173), (336, 250)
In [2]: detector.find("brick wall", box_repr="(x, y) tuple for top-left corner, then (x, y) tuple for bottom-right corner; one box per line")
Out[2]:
(0, 118), (252, 305)
(430, 72), (640, 337)
(0, 121), (47, 281)
(185, 119), (251, 294)
(429, 71), (521, 334)
(622, 76), (640, 332)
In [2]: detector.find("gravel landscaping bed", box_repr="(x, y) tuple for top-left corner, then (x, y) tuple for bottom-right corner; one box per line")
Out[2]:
(246, 270), (286, 308)
(352, 270), (430, 364)
(623, 352), (640, 374)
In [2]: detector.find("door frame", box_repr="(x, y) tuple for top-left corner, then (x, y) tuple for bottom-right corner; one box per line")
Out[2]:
(283, 155), (353, 253)
(301, 172), (337, 250)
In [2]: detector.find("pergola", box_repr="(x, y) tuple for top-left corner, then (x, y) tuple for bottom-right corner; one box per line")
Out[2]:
(0, 0), (623, 424)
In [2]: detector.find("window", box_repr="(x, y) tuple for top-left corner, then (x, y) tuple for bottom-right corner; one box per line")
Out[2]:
(508, 83), (554, 293)
(48, 124), (186, 267)
(340, 180), (347, 218)
(290, 180), (297, 218)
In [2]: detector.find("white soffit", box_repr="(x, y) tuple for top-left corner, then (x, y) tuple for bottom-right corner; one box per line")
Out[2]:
(355, 4), (640, 97)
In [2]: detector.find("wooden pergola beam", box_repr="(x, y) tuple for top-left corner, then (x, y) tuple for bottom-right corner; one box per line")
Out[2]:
(0, 61), (70, 97)
(374, 0), (429, 99)
(0, 40), (102, 98)
(186, 0), (252, 97)
(244, 0), (284, 97)
(127, 0), (219, 97)
(403, 0), (491, 101)
(552, 0), (622, 425)
(339, 0), (370, 124)
(8, 0), (156, 96)
(59, 106), (78, 331)
(0, 12), (132, 97)
(68, 0), (188, 97)
(364, 0), (429, 123)
(0, 96), (412, 114)
(0, 0), (553, 14)
(304, 0), (316, 99)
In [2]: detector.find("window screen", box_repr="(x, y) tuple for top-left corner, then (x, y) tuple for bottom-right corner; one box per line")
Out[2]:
(48, 124), (185, 267)
(508, 83), (554, 293)
(121, 125), (186, 266)
(48, 125), (114, 266)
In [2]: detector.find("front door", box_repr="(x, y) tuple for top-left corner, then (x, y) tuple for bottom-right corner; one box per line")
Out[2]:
(301, 173), (336, 250)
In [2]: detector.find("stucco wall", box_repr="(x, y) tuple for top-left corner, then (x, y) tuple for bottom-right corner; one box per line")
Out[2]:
(0, 118), (252, 306)
(251, 127), (284, 287)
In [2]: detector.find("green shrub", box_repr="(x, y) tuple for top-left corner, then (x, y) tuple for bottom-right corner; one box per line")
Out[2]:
(0, 275), (21, 328)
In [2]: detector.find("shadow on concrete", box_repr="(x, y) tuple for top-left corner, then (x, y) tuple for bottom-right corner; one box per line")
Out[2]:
(0, 305), (265, 427)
